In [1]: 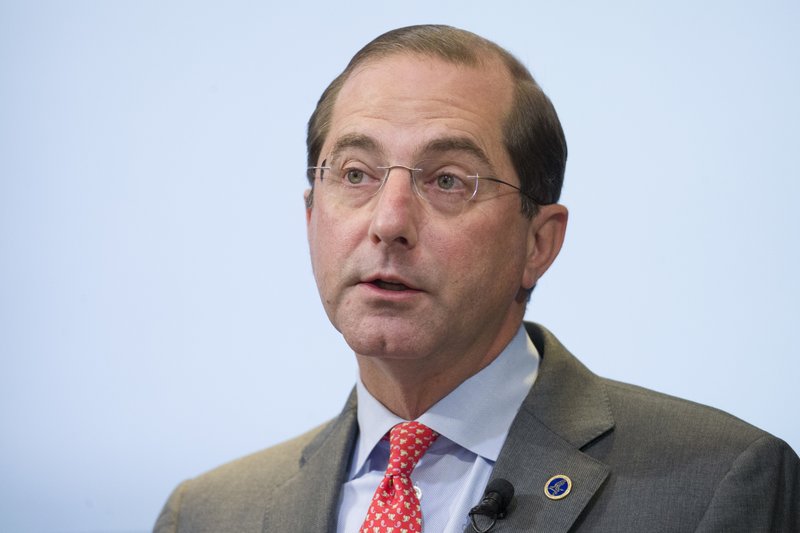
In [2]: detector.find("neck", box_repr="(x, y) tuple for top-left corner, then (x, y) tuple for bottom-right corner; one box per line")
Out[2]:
(356, 318), (522, 420)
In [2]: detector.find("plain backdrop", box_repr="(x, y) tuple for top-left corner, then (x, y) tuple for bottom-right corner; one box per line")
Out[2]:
(1, 1), (798, 531)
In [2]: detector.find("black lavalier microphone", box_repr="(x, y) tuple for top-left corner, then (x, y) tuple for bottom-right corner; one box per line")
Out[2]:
(468, 478), (515, 532)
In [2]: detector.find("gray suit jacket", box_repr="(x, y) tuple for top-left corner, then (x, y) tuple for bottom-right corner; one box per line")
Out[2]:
(154, 323), (799, 532)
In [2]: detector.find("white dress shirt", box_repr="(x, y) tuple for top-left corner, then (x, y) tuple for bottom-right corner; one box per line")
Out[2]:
(336, 325), (540, 532)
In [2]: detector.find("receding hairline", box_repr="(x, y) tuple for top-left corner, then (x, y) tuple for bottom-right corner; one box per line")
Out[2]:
(343, 44), (520, 96)
(322, 49), (518, 154)
(352, 46), (515, 78)
(343, 24), (504, 68)
(308, 26), (535, 166)
(334, 26), (537, 89)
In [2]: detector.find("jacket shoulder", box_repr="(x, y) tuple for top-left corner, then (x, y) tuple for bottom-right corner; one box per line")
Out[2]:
(197, 422), (328, 489)
(581, 377), (799, 531)
(601, 377), (768, 452)
(153, 422), (330, 533)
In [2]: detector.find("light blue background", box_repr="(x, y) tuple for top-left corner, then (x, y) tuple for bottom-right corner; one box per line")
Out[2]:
(1, 1), (798, 531)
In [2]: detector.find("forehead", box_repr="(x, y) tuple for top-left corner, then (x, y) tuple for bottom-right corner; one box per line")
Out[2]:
(325, 53), (515, 165)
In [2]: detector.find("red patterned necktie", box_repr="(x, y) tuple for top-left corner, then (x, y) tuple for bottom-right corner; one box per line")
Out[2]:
(360, 421), (439, 533)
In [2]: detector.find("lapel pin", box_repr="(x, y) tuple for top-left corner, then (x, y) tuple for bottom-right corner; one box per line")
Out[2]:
(544, 474), (572, 500)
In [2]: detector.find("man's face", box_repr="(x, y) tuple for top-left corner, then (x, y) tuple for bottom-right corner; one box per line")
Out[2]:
(306, 53), (539, 366)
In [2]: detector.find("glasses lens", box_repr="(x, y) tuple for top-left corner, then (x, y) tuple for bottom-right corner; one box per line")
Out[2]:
(413, 159), (477, 216)
(315, 154), (479, 216)
(321, 153), (385, 207)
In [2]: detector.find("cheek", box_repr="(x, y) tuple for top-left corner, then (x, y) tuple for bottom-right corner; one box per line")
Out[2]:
(453, 216), (527, 286)
(308, 204), (362, 280)
(425, 225), (505, 292)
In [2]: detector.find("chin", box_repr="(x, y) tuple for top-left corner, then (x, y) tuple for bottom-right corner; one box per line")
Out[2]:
(344, 334), (427, 360)
(340, 319), (433, 360)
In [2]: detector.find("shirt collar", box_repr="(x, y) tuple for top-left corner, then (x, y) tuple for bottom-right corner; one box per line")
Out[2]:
(351, 324), (540, 476)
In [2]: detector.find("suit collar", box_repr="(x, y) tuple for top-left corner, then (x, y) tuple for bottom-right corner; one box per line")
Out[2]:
(262, 390), (358, 532)
(478, 323), (613, 531)
(523, 322), (614, 448)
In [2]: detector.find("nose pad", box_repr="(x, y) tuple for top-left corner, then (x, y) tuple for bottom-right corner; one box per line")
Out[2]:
(375, 164), (424, 205)
(373, 167), (418, 215)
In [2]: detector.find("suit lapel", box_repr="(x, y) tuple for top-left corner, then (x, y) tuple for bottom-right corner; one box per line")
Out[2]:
(262, 391), (358, 532)
(262, 323), (612, 532)
(473, 323), (614, 532)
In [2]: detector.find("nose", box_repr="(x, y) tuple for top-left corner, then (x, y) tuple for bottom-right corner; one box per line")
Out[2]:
(367, 167), (420, 248)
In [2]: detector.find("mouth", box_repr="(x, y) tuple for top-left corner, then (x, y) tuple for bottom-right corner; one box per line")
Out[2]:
(371, 279), (412, 291)
(361, 276), (421, 293)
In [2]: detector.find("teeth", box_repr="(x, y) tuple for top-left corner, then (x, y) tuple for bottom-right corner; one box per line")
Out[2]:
(374, 280), (409, 291)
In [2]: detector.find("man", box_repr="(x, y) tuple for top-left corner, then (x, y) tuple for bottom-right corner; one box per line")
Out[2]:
(154, 25), (799, 532)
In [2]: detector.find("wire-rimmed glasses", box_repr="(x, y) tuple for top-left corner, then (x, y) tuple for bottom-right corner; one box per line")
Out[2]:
(307, 152), (535, 217)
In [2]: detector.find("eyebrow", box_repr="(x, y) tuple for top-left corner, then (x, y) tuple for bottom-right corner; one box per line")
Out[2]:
(328, 133), (493, 169)
(330, 133), (385, 159)
(422, 137), (492, 169)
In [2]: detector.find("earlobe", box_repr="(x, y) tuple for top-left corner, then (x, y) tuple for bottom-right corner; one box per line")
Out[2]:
(522, 204), (568, 289)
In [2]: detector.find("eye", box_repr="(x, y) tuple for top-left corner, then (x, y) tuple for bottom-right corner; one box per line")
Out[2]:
(344, 168), (365, 184)
(337, 160), (378, 186)
(430, 171), (468, 192)
(436, 174), (458, 190)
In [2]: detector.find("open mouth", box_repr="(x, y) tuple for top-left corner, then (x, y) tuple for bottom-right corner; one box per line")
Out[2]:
(371, 279), (412, 291)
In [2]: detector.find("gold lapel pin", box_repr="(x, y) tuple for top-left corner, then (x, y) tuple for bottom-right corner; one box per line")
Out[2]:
(544, 474), (572, 500)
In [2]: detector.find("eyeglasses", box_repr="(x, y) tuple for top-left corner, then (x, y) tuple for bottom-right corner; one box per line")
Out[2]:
(307, 153), (536, 217)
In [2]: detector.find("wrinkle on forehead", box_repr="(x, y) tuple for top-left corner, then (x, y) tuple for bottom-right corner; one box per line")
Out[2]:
(325, 52), (516, 176)
(328, 132), (492, 169)
(337, 52), (514, 120)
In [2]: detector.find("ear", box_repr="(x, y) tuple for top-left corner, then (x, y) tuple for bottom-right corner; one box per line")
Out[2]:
(522, 204), (568, 290)
(304, 188), (313, 224)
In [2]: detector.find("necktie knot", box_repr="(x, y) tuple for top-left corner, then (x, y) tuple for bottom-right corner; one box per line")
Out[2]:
(387, 421), (438, 478)
(360, 421), (438, 533)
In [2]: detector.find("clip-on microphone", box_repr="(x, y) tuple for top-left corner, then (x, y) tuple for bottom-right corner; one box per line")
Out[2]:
(468, 478), (515, 533)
